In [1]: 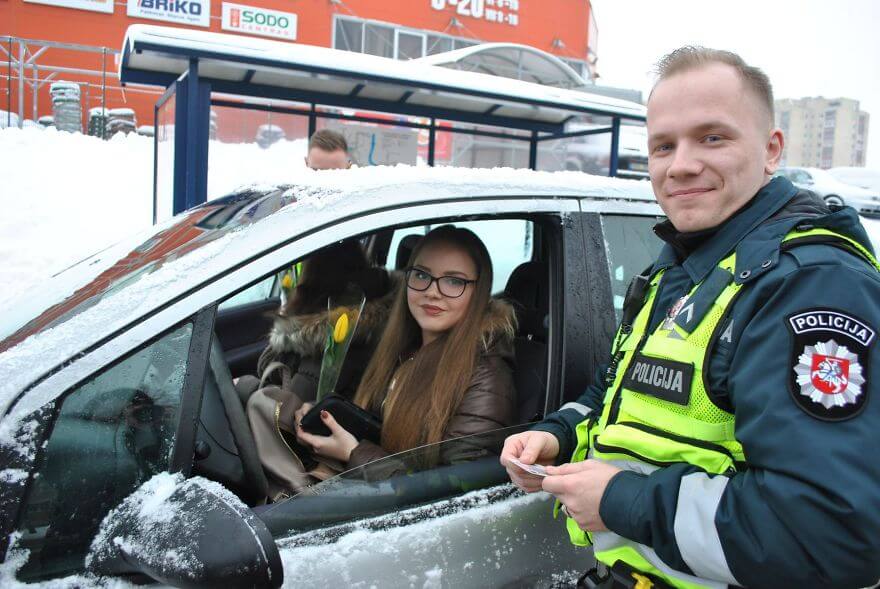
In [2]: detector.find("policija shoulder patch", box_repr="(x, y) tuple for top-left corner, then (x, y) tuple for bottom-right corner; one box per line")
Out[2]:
(788, 309), (874, 421)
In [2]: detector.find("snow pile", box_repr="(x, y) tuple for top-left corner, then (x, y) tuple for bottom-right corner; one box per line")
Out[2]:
(0, 126), (310, 313)
(0, 127), (154, 312)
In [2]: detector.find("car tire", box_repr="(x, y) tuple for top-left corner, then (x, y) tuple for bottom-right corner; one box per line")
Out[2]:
(824, 194), (845, 207)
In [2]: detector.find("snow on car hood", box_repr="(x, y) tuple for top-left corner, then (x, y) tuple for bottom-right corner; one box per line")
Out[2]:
(0, 165), (654, 437)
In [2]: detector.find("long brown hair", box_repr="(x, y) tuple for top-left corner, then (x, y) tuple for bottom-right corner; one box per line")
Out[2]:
(354, 225), (493, 453)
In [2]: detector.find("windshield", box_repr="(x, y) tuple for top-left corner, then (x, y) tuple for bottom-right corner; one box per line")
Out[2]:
(0, 187), (292, 354)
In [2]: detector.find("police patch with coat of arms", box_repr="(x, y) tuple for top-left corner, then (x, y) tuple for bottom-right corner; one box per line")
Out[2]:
(788, 309), (874, 421)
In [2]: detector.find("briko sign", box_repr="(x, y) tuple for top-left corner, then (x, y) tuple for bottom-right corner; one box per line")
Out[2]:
(24, 0), (114, 14)
(127, 0), (210, 27)
(222, 3), (297, 41)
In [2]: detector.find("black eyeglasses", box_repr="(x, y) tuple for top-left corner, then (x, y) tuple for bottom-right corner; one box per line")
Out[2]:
(405, 268), (476, 298)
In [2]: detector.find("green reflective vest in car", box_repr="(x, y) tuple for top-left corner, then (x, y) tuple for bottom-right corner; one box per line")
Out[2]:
(560, 228), (880, 589)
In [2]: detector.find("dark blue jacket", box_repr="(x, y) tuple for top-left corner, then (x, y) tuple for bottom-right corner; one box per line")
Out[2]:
(536, 177), (880, 588)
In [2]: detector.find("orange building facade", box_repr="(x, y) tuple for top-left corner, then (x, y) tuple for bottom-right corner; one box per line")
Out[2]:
(1, 0), (599, 129)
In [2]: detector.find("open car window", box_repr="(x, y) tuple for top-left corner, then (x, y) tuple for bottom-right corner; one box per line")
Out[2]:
(255, 423), (529, 538)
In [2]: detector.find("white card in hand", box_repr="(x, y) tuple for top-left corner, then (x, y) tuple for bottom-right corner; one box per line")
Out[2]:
(510, 458), (548, 477)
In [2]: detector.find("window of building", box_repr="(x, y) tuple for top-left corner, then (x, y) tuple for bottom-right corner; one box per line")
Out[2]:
(331, 15), (589, 83)
(364, 22), (394, 58)
(335, 17), (364, 52)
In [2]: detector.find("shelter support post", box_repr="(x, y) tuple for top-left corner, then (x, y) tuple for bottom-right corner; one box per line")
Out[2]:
(172, 59), (211, 215)
(308, 103), (316, 139)
(17, 41), (25, 127)
(428, 118), (436, 166)
(528, 130), (538, 170)
(609, 117), (620, 177)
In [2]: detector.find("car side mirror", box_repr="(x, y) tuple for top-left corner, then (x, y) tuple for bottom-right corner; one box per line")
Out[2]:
(86, 472), (283, 588)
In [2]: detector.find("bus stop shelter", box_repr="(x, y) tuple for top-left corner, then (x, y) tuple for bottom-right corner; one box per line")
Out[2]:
(118, 25), (647, 220)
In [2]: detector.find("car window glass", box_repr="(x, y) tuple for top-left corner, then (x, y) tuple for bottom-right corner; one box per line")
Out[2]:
(601, 215), (665, 322)
(386, 220), (534, 293)
(219, 275), (276, 311)
(13, 322), (193, 582)
(258, 424), (528, 537)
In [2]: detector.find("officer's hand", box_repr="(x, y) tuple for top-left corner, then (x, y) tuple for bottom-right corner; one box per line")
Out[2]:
(500, 430), (560, 493)
(542, 460), (622, 531)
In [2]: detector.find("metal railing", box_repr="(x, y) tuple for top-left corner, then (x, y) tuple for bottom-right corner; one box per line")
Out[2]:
(1, 35), (160, 131)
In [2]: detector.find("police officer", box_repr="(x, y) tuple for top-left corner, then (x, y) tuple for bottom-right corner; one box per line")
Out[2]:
(501, 46), (880, 589)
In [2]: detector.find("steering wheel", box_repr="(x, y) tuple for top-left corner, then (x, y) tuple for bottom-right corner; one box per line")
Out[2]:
(206, 339), (270, 503)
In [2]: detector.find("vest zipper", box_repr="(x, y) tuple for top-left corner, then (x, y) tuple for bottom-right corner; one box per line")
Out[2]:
(607, 285), (663, 425)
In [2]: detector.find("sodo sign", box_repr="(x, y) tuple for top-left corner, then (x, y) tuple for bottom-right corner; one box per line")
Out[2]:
(222, 2), (297, 41)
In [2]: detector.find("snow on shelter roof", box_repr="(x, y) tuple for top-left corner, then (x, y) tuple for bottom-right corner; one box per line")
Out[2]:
(120, 25), (645, 132)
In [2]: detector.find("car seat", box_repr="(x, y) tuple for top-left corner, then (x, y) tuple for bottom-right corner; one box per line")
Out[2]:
(503, 261), (549, 423)
(395, 234), (423, 270)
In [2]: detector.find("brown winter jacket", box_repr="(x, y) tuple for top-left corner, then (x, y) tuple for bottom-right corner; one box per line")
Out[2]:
(347, 298), (518, 470)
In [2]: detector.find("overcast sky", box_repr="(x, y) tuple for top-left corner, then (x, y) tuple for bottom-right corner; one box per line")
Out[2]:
(590, 0), (880, 169)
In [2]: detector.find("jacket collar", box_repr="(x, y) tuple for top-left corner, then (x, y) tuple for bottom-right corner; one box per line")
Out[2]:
(652, 176), (799, 283)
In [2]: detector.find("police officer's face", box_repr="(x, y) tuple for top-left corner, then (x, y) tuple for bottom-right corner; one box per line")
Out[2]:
(647, 63), (784, 232)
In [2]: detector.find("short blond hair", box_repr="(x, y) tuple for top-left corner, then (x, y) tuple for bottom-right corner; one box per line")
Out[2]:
(308, 128), (348, 153)
(654, 46), (774, 125)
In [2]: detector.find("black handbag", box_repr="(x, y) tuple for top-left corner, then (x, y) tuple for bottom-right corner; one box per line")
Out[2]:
(300, 395), (382, 445)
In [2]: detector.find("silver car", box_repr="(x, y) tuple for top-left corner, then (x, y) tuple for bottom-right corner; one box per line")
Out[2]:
(0, 167), (663, 588)
(776, 166), (880, 217)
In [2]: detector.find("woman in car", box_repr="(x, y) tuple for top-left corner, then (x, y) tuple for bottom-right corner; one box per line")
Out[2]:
(245, 240), (396, 496)
(294, 225), (517, 470)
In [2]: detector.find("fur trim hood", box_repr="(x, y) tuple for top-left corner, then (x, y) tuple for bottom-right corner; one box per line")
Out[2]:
(268, 282), (397, 357)
(479, 298), (518, 357)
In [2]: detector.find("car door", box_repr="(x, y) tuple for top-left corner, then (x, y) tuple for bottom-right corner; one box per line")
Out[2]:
(2, 193), (594, 586)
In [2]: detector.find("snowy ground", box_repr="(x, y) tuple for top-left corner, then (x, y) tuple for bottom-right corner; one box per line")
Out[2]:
(0, 126), (309, 313)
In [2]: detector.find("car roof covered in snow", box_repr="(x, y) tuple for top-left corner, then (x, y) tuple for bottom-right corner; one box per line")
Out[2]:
(0, 166), (656, 418)
(120, 25), (645, 132)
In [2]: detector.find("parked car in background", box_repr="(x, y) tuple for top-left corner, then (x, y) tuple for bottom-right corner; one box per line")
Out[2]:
(564, 122), (649, 180)
(828, 166), (880, 195)
(775, 166), (880, 217)
(0, 166), (662, 588)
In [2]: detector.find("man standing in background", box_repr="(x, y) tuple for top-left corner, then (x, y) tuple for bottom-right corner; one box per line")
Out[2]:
(305, 128), (351, 170)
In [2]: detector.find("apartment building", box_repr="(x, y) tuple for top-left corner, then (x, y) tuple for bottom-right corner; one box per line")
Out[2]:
(776, 97), (869, 168)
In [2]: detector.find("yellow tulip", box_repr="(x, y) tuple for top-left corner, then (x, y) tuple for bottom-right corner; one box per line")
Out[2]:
(333, 312), (349, 343)
(281, 272), (293, 289)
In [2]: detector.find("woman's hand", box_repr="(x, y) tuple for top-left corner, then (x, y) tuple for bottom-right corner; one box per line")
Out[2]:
(294, 404), (359, 463)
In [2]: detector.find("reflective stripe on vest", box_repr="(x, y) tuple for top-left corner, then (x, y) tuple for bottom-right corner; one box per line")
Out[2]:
(558, 227), (880, 587)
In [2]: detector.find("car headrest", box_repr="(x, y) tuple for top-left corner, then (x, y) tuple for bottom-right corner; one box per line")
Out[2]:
(395, 234), (423, 270)
(504, 261), (549, 340)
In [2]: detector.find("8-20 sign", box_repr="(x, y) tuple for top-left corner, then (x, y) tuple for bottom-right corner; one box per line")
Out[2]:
(431, 0), (484, 18)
